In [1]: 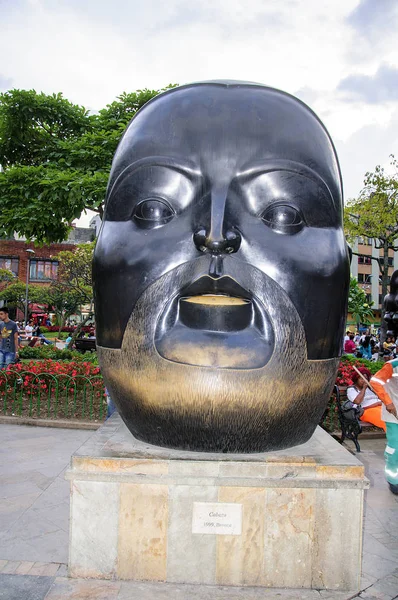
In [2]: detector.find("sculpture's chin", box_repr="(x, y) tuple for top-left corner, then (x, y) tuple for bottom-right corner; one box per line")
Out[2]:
(98, 342), (338, 452)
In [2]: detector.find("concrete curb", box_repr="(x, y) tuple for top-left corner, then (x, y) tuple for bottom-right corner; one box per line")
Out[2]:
(0, 416), (101, 430)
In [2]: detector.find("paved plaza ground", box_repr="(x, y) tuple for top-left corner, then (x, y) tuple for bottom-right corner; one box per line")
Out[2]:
(0, 423), (397, 600)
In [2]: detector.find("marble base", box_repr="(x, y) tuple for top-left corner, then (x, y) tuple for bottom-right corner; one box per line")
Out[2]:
(66, 414), (369, 590)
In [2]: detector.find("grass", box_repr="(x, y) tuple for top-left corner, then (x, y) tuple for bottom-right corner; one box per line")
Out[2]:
(43, 331), (68, 340)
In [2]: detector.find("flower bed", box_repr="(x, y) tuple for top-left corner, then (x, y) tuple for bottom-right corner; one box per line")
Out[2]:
(336, 354), (384, 387)
(0, 359), (105, 421)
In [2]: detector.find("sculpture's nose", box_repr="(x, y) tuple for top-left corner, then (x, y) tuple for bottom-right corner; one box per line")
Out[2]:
(193, 228), (241, 254)
(193, 186), (241, 255)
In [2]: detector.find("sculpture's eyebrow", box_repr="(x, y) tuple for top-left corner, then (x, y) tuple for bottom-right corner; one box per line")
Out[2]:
(236, 159), (334, 201)
(108, 156), (202, 200)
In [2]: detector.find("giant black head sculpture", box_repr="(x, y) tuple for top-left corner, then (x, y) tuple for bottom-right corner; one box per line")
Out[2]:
(93, 81), (350, 452)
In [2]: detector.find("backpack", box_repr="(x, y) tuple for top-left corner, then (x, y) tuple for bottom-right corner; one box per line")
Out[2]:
(341, 400), (364, 421)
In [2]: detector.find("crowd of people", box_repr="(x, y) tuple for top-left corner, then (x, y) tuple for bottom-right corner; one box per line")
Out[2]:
(343, 330), (397, 361)
(0, 311), (97, 360)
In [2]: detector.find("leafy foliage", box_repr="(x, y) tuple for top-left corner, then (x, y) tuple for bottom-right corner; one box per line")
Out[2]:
(348, 276), (374, 325)
(344, 155), (398, 303)
(0, 281), (47, 315)
(54, 243), (95, 345)
(18, 345), (98, 363)
(0, 86), (176, 243)
(0, 268), (14, 284)
(56, 242), (94, 304)
(0, 89), (90, 167)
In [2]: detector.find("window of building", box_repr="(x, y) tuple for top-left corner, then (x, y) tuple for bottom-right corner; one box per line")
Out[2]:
(29, 259), (58, 281)
(358, 274), (372, 283)
(0, 256), (19, 276)
(388, 257), (394, 266)
(379, 294), (384, 306)
(358, 256), (372, 265)
(365, 293), (372, 304)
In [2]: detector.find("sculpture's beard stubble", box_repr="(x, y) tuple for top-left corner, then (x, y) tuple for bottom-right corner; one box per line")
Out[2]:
(98, 257), (339, 452)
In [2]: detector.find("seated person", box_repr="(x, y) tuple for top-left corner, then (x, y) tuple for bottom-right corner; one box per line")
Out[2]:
(359, 335), (373, 360)
(372, 345), (380, 361)
(32, 324), (53, 345)
(383, 336), (396, 358)
(347, 367), (386, 431)
(25, 320), (34, 339)
(344, 334), (356, 354)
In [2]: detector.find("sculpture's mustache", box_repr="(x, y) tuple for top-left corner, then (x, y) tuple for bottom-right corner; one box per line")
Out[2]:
(132, 254), (286, 321)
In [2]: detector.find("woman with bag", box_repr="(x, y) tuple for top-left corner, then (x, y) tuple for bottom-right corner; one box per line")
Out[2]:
(347, 367), (386, 431)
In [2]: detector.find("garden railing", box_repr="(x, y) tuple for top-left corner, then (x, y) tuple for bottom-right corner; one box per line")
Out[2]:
(0, 370), (106, 421)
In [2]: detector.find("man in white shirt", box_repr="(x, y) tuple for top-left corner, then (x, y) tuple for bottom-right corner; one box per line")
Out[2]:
(25, 320), (34, 338)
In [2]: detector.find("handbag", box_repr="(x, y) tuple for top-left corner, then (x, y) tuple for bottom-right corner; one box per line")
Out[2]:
(341, 399), (364, 421)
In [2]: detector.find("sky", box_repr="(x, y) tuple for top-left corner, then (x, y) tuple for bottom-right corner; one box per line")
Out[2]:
(1, 0), (398, 226)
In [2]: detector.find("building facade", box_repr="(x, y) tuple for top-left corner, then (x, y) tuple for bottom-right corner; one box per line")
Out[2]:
(0, 226), (95, 319)
(350, 238), (397, 328)
(0, 227), (94, 286)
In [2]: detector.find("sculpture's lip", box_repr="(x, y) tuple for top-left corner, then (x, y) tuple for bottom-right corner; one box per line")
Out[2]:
(180, 294), (250, 307)
(180, 275), (251, 300)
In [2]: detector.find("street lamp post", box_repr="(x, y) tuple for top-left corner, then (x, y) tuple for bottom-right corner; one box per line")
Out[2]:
(24, 249), (35, 326)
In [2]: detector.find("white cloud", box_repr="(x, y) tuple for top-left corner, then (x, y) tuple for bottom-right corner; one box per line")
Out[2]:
(1, 0), (397, 202)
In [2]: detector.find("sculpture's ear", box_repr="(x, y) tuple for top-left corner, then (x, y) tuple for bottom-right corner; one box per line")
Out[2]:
(347, 244), (352, 264)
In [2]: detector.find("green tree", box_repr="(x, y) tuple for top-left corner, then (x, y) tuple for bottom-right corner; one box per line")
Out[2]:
(0, 281), (46, 317)
(41, 285), (86, 334)
(0, 268), (14, 284)
(55, 243), (95, 346)
(0, 86), (176, 243)
(344, 155), (398, 312)
(348, 276), (374, 326)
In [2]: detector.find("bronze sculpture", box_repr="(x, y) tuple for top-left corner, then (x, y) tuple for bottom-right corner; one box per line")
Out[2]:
(93, 81), (350, 452)
(381, 270), (398, 342)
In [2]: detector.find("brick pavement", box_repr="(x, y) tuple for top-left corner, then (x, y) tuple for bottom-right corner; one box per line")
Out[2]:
(0, 424), (397, 599)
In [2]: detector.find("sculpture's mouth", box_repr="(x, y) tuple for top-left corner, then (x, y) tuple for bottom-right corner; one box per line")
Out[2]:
(179, 294), (252, 331)
(154, 276), (274, 369)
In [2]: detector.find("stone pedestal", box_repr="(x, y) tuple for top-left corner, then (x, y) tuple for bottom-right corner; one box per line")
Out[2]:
(66, 414), (369, 591)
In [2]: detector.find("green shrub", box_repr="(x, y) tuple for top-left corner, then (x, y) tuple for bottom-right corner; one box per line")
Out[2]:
(19, 345), (98, 364)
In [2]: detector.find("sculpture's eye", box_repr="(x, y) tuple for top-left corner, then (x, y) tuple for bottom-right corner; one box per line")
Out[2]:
(261, 204), (303, 234)
(133, 199), (175, 228)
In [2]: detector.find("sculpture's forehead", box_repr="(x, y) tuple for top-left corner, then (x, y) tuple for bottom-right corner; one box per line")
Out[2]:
(110, 85), (342, 203)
